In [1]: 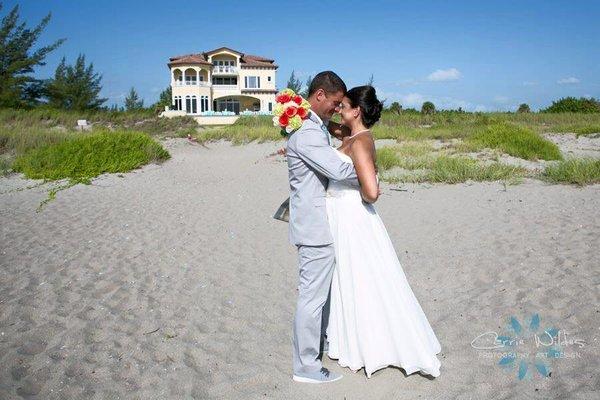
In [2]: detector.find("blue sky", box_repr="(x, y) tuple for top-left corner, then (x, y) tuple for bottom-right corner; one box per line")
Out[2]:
(6, 0), (600, 111)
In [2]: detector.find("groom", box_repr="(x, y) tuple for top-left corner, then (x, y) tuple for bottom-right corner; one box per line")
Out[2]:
(286, 71), (358, 383)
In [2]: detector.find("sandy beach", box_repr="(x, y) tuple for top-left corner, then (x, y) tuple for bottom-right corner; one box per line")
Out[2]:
(1, 138), (599, 399)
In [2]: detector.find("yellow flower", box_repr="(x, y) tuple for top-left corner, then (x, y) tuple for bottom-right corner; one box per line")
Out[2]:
(273, 103), (284, 116)
(288, 115), (302, 131)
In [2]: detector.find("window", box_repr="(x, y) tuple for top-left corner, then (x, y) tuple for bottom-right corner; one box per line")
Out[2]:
(174, 96), (182, 110)
(201, 96), (209, 112)
(268, 102), (273, 112)
(191, 96), (197, 113)
(245, 76), (260, 89)
(185, 95), (191, 112)
(174, 72), (183, 85)
(216, 98), (240, 113)
(212, 60), (234, 67)
(185, 73), (197, 85)
(212, 77), (237, 85)
(267, 76), (272, 82)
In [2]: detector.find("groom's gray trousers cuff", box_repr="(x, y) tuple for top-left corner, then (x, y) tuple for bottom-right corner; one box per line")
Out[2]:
(293, 243), (335, 375)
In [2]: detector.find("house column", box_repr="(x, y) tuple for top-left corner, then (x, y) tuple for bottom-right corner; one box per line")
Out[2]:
(196, 69), (200, 85)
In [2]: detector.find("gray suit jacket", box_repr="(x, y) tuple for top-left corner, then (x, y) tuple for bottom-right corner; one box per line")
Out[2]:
(286, 112), (359, 246)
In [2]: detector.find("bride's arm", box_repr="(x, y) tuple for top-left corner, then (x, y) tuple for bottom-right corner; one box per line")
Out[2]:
(350, 137), (379, 203)
(327, 120), (351, 141)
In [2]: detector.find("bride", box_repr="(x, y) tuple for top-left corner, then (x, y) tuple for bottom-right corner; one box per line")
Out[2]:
(324, 85), (442, 378)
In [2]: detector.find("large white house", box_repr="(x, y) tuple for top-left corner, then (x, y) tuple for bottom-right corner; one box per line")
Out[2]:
(162, 47), (278, 124)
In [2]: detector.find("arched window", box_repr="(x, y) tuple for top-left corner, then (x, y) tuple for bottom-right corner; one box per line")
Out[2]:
(173, 96), (182, 110)
(191, 96), (197, 114)
(185, 95), (191, 113)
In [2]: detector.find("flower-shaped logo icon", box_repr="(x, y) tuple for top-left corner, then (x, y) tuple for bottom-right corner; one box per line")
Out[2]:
(497, 313), (562, 380)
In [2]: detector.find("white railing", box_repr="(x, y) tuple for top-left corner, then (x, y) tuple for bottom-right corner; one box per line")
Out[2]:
(212, 84), (238, 90)
(212, 66), (237, 74)
(173, 81), (210, 87)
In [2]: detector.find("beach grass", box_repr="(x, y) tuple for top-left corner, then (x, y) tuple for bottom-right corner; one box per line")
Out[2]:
(467, 123), (562, 161)
(541, 158), (600, 186)
(195, 116), (281, 144)
(572, 126), (600, 137)
(12, 130), (170, 183)
(377, 142), (527, 184)
(0, 108), (198, 138)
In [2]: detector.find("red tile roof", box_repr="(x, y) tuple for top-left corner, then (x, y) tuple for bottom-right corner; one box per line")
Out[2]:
(168, 48), (277, 68)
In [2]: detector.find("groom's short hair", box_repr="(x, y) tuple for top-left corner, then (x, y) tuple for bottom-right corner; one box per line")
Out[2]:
(308, 71), (347, 97)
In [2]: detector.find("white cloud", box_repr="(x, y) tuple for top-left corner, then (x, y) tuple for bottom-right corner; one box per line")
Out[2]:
(398, 92), (427, 107)
(557, 77), (580, 84)
(427, 68), (462, 82)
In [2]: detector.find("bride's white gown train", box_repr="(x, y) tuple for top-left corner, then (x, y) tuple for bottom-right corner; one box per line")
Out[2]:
(325, 149), (442, 378)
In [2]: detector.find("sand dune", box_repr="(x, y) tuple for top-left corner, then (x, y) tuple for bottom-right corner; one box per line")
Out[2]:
(1, 138), (598, 399)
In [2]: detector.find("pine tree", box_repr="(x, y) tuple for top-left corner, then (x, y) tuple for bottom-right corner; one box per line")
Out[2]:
(154, 86), (172, 109)
(300, 75), (312, 98)
(0, 2), (65, 107)
(366, 74), (374, 86)
(286, 70), (302, 93)
(45, 54), (107, 110)
(124, 87), (144, 111)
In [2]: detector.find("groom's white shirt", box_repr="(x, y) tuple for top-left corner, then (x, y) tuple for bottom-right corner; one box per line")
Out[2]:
(309, 111), (332, 146)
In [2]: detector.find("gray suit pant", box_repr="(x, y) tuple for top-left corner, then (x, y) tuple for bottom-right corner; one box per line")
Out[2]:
(292, 243), (335, 375)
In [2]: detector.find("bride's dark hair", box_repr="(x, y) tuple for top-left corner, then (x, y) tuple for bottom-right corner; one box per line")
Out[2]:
(346, 85), (383, 128)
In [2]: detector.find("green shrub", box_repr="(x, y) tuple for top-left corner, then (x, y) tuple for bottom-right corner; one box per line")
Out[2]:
(195, 116), (281, 144)
(542, 158), (600, 186)
(375, 147), (401, 171)
(12, 130), (170, 182)
(468, 123), (562, 161)
(421, 101), (436, 115)
(542, 97), (600, 113)
(423, 156), (525, 183)
(573, 126), (600, 137)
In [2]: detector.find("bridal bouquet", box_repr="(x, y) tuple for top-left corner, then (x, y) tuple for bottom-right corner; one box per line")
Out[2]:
(272, 89), (311, 136)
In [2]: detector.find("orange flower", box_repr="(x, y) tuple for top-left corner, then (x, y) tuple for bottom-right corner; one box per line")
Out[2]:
(285, 106), (297, 117)
(297, 107), (308, 119)
(278, 114), (289, 126)
(277, 93), (291, 104)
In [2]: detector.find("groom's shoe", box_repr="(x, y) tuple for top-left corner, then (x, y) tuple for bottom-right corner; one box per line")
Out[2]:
(293, 367), (343, 384)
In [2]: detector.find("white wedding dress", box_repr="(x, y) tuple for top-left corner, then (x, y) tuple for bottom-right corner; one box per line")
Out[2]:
(325, 148), (442, 378)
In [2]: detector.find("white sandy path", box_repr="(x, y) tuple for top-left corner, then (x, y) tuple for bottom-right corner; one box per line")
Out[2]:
(0, 138), (599, 399)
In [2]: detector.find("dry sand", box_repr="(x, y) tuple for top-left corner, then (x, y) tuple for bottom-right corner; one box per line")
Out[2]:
(0, 138), (599, 399)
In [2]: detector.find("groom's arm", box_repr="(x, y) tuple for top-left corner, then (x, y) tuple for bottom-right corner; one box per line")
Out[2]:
(294, 127), (359, 183)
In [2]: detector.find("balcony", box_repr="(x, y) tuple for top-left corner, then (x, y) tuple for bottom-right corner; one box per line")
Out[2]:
(212, 66), (238, 75)
(212, 84), (238, 90)
(173, 81), (211, 87)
